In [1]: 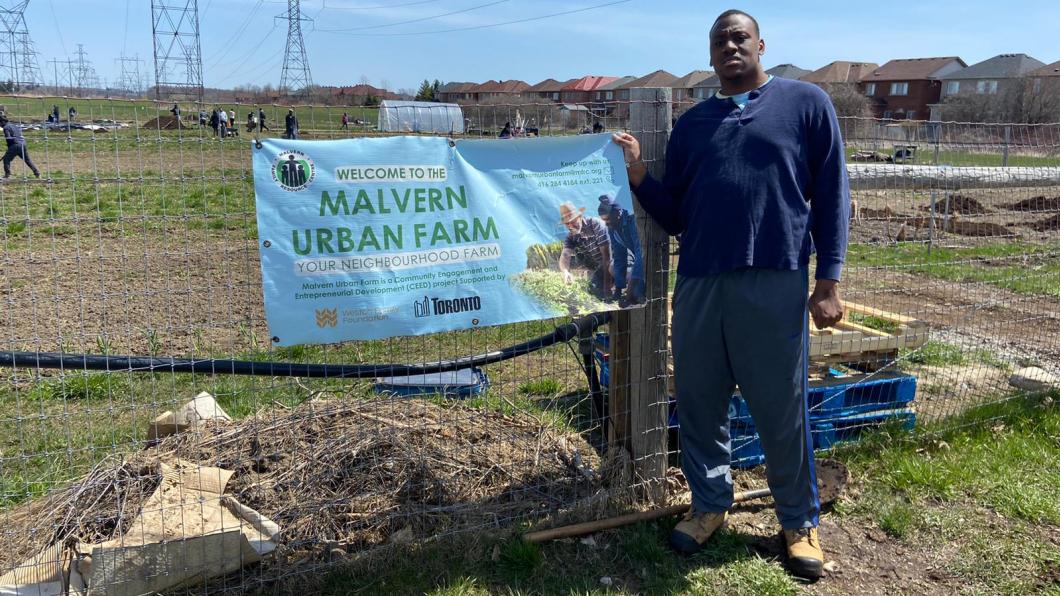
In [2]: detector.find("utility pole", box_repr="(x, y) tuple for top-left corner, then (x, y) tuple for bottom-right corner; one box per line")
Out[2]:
(278, 0), (313, 98)
(46, 57), (70, 95)
(151, 0), (204, 102)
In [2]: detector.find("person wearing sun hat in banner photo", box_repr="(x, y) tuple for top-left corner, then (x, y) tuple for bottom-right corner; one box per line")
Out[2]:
(557, 201), (613, 301)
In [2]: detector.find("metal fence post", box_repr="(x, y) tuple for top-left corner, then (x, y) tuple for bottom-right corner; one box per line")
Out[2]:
(609, 87), (671, 503)
(1002, 125), (1011, 167)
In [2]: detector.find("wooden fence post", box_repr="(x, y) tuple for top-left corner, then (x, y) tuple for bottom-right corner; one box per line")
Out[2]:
(609, 87), (672, 503)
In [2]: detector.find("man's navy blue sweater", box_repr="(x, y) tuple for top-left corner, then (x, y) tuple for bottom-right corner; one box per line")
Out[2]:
(633, 76), (850, 281)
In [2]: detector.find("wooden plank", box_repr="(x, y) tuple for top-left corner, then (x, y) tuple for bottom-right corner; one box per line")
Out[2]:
(835, 320), (891, 338)
(842, 302), (920, 326)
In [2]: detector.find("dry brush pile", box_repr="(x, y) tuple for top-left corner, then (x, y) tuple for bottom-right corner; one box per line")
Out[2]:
(0, 396), (606, 580)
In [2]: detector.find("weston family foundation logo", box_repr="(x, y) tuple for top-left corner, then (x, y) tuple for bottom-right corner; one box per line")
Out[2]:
(272, 150), (316, 192)
(315, 308), (338, 328)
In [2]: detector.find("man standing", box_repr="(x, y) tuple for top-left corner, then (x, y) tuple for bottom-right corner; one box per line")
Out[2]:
(558, 202), (612, 300)
(598, 194), (645, 306)
(612, 9), (848, 580)
(1, 115), (41, 179)
(258, 107), (270, 132)
(285, 109), (298, 139)
(218, 107), (229, 139)
(341, 112), (349, 131)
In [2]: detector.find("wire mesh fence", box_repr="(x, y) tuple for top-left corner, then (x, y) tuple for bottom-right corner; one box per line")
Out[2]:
(0, 92), (1056, 593)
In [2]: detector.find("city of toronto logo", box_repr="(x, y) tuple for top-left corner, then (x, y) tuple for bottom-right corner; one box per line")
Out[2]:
(272, 150), (316, 191)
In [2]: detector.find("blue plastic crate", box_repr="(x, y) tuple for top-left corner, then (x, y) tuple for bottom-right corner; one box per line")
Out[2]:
(813, 408), (917, 450)
(718, 372), (917, 424)
(807, 372), (917, 417)
(374, 368), (490, 398)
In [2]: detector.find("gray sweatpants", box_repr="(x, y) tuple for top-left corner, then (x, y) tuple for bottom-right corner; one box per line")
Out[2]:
(672, 267), (819, 529)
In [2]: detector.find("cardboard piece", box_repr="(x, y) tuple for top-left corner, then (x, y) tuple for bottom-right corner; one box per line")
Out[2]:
(1, 461), (280, 596)
(0, 541), (88, 596)
(148, 392), (232, 440)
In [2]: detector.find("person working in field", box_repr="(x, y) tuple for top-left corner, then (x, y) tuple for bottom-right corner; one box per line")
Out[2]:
(1, 115), (41, 179)
(612, 9), (849, 581)
(558, 202), (613, 301)
(597, 195), (645, 307)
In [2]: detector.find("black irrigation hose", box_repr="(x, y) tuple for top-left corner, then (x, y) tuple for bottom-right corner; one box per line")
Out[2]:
(0, 313), (610, 379)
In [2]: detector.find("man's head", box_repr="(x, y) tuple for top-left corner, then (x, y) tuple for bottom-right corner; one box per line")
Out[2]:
(0, 115), (8, 126)
(597, 195), (620, 228)
(709, 9), (765, 86)
(559, 202), (586, 233)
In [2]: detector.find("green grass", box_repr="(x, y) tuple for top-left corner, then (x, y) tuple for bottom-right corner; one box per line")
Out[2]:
(518, 377), (563, 396)
(848, 241), (1060, 298)
(899, 339), (1011, 374)
(847, 311), (900, 334)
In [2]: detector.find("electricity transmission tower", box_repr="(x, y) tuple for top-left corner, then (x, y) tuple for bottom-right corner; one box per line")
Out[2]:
(72, 44), (100, 94)
(0, 1), (42, 90)
(151, 0), (203, 102)
(115, 55), (146, 96)
(278, 0), (313, 97)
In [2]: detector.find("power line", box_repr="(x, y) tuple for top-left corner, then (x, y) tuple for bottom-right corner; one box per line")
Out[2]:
(205, 0), (265, 70)
(315, 0), (509, 33)
(222, 24), (278, 82)
(315, 0), (632, 36)
(318, 0), (443, 11)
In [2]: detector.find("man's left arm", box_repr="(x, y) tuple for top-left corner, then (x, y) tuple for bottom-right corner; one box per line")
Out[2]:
(807, 93), (851, 329)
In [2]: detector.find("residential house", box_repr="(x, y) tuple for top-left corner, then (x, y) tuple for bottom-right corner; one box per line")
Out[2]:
(937, 53), (1045, 99)
(594, 76), (636, 103)
(561, 76), (618, 105)
(800, 61), (878, 86)
(691, 63), (807, 100)
(469, 79), (530, 102)
(1024, 60), (1060, 121)
(1028, 60), (1060, 93)
(671, 70), (713, 111)
(525, 78), (571, 103)
(766, 63), (811, 80)
(591, 76), (636, 114)
(609, 70), (677, 118)
(436, 82), (476, 103)
(860, 57), (967, 120)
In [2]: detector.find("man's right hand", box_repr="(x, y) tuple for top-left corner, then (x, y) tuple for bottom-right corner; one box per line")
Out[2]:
(611, 133), (647, 187)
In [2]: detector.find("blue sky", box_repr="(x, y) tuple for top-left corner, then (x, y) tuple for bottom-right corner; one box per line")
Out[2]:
(24, 0), (1060, 92)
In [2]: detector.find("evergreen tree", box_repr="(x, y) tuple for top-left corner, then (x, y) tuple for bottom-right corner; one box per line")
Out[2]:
(415, 79), (434, 101)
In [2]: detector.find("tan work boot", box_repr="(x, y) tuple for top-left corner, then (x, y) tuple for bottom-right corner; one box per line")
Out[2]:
(669, 510), (727, 554)
(783, 527), (824, 580)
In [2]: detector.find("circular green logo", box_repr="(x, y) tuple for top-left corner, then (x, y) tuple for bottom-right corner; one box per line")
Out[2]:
(271, 150), (315, 191)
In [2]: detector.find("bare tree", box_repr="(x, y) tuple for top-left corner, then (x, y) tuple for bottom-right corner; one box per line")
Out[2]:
(820, 83), (873, 118)
(942, 77), (1060, 123)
